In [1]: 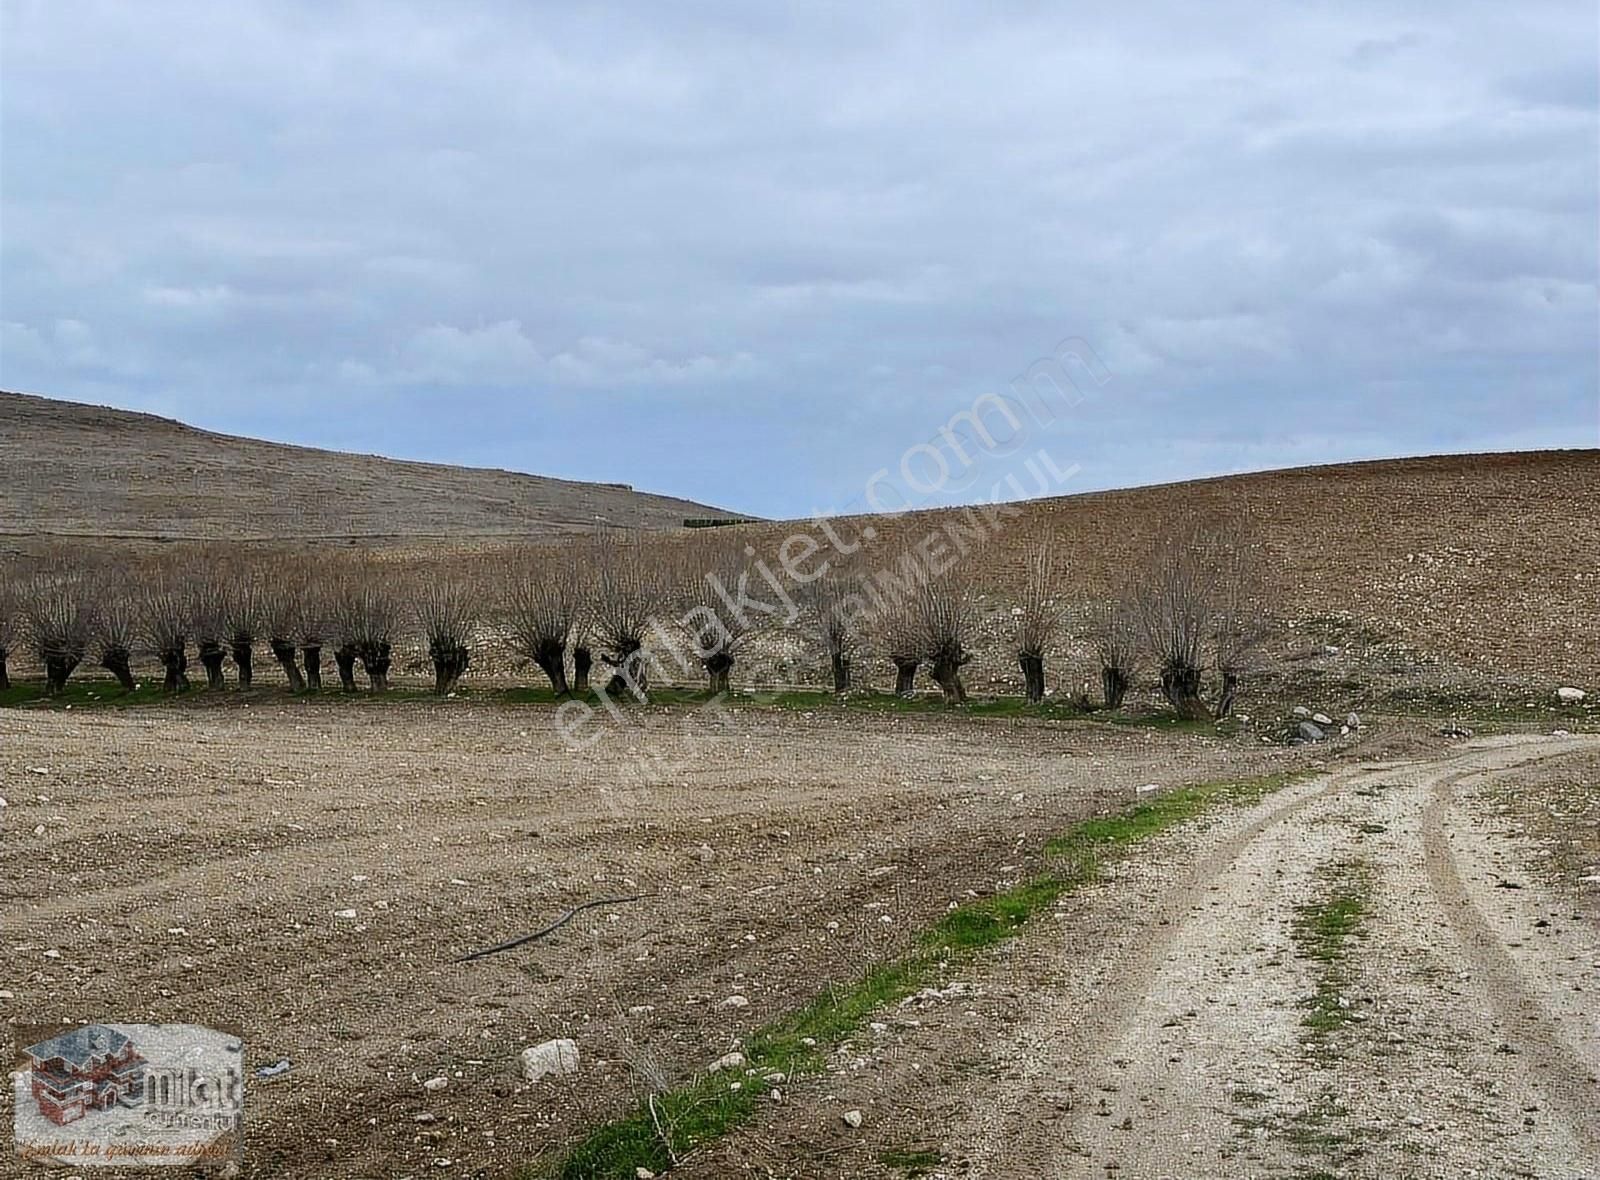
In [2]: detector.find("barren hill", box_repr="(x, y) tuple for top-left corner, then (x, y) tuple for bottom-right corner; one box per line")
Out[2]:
(762, 449), (1599, 686)
(0, 390), (742, 541)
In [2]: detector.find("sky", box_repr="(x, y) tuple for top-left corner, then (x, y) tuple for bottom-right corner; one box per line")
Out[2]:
(1, 1), (1596, 519)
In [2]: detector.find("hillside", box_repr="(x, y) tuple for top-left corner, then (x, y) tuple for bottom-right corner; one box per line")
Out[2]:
(0, 390), (742, 541)
(758, 449), (1599, 687)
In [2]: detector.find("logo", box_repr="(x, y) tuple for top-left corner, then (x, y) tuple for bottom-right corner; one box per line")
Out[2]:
(13, 1023), (243, 1167)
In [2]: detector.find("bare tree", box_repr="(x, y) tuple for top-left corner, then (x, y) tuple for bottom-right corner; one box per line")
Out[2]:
(1088, 596), (1139, 710)
(226, 573), (264, 689)
(417, 579), (476, 695)
(913, 569), (976, 704)
(259, 562), (307, 692)
(591, 532), (669, 701)
(24, 567), (95, 695)
(141, 574), (192, 692)
(332, 569), (397, 692)
(1210, 526), (1270, 719)
(189, 570), (230, 690)
(297, 570), (331, 691)
(1012, 540), (1064, 704)
(798, 568), (867, 693)
(675, 536), (768, 695)
(94, 576), (138, 692)
(1136, 522), (1267, 720)
(878, 600), (924, 697)
(500, 545), (582, 695)
(0, 565), (19, 691)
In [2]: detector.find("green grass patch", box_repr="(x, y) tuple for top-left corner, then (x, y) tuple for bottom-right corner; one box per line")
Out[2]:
(880, 1146), (944, 1176)
(536, 768), (1319, 1179)
(1291, 862), (1370, 1041)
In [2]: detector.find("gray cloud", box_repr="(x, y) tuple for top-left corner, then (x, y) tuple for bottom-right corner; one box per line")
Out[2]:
(1, 0), (1594, 516)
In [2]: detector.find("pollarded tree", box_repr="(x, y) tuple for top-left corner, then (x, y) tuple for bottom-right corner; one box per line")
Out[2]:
(591, 532), (670, 701)
(141, 575), (192, 692)
(297, 572), (332, 692)
(189, 571), (231, 690)
(913, 569), (976, 705)
(675, 536), (768, 695)
(798, 568), (868, 694)
(417, 579), (476, 695)
(259, 564), (307, 693)
(1012, 540), (1064, 704)
(226, 573), (264, 690)
(0, 564), (19, 691)
(331, 570), (397, 692)
(501, 544), (582, 695)
(24, 567), (96, 695)
(1210, 525), (1270, 719)
(1088, 595), (1139, 710)
(1136, 522), (1267, 720)
(878, 596), (925, 698)
(94, 578), (138, 692)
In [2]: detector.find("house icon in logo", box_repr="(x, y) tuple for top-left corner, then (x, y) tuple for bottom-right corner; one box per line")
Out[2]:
(23, 1025), (149, 1125)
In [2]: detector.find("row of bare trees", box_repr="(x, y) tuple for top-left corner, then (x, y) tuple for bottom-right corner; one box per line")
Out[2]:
(0, 522), (1268, 714)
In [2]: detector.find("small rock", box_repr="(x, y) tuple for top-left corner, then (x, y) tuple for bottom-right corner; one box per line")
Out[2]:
(257, 1059), (292, 1080)
(1292, 706), (1312, 719)
(521, 1038), (580, 1083)
(423, 1076), (450, 1092)
(1346, 712), (1361, 729)
(0, 990), (14, 1000)
(1312, 713), (1333, 726)
(842, 1109), (863, 1129)
(1556, 687), (1586, 704)
(693, 843), (716, 863)
(721, 994), (750, 1009)
(708, 1052), (746, 1073)
(1297, 722), (1326, 743)
(334, 909), (358, 920)
(42, 949), (61, 960)
(636, 1170), (657, 1180)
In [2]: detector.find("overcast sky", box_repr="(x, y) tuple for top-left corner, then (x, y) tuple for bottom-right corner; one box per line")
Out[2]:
(2, 1), (1595, 518)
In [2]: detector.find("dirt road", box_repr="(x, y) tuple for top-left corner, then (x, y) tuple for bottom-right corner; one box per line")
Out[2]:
(721, 734), (1598, 1179)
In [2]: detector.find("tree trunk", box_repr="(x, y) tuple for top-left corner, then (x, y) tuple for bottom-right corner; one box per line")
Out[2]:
(334, 645), (358, 692)
(431, 642), (470, 695)
(1101, 666), (1129, 710)
(830, 651), (850, 694)
(0, 650), (10, 691)
(604, 643), (648, 701)
(533, 641), (570, 696)
(1019, 652), (1045, 704)
(271, 640), (306, 693)
(198, 642), (227, 690)
(45, 655), (80, 696)
(892, 657), (919, 697)
(161, 648), (191, 693)
(100, 647), (136, 693)
(232, 641), (254, 689)
(703, 650), (733, 695)
(360, 642), (392, 692)
(1159, 662), (1210, 720)
(930, 657), (968, 705)
(1215, 670), (1239, 719)
(572, 646), (592, 694)
(302, 645), (323, 691)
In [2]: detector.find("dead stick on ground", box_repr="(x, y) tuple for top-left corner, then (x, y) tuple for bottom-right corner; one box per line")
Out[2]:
(454, 894), (649, 962)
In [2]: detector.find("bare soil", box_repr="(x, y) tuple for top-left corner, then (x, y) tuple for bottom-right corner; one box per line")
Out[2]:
(704, 733), (1600, 1179)
(0, 699), (1310, 1178)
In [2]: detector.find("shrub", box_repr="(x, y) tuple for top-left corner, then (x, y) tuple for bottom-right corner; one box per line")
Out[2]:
(590, 532), (670, 701)
(798, 568), (868, 694)
(140, 571), (192, 692)
(1088, 596), (1139, 709)
(94, 576), (138, 692)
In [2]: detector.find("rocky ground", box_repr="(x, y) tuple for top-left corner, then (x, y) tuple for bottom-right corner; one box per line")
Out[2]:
(1, 698), (1315, 1178)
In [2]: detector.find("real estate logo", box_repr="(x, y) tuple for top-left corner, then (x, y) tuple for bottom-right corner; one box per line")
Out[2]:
(12, 1023), (242, 1167)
